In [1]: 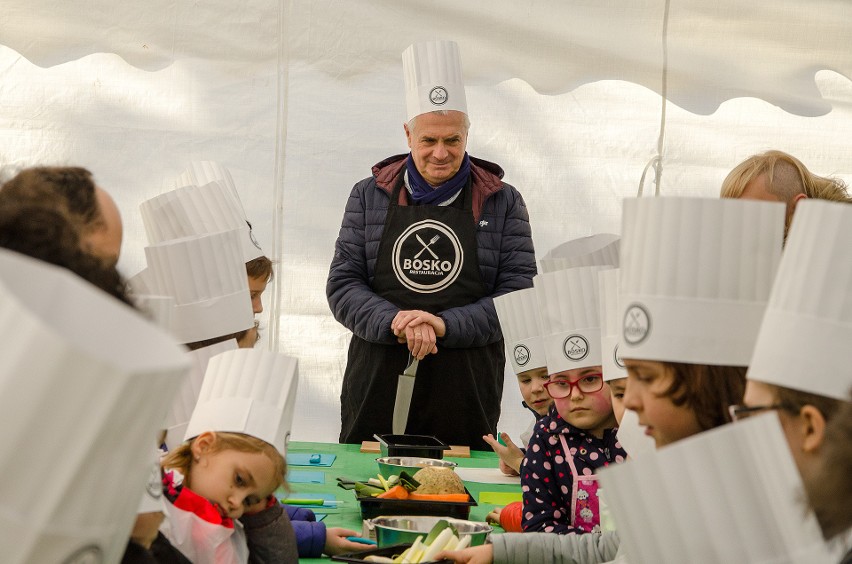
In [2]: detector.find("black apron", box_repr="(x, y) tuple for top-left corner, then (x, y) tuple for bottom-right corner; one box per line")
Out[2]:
(339, 174), (504, 450)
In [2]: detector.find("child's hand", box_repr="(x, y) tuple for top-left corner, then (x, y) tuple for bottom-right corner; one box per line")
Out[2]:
(434, 543), (495, 563)
(482, 433), (523, 474)
(485, 506), (502, 526)
(324, 527), (368, 555)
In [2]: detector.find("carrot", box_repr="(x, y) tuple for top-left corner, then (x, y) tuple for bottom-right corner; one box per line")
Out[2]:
(377, 485), (410, 499)
(408, 492), (470, 502)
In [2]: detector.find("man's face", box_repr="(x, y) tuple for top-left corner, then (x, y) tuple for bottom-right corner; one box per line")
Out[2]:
(404, 111), (468, 186)
(83, 187), (123, 267)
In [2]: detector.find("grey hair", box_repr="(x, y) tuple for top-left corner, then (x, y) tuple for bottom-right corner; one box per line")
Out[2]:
(407, 110), (471, 132)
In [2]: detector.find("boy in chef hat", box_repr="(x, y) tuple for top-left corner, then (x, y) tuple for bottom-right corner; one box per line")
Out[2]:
(617, 197), (784, 449)
(155, 348), (300, 563)
(489, 286), (553, 475)
(145, 161), (274, 315)
(731, 200), (852, 542)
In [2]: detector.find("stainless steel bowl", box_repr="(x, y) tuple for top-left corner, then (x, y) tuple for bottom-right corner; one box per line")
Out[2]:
(368, 516), (492, 547)
(375, 456), (457, 479)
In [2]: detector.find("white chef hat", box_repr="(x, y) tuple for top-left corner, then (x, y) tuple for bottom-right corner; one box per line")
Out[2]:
(494, 288), (547, 375)
(598, 268), (626, 382)
(144, 229), (254, 344)
(141, 178), (263, 263)
(619, 197), (784, 366)
(184, 349), (299, 455)
(534, 265), (613, 373)
(163, 339), (238, 451)
(539, 233), (620, 274)
(402, 40), (467, 122)
(132, 294), (175, 334)
(748, 200), (852, 400)
(0, 248), (189, 564)
(599, 412), (834, 563)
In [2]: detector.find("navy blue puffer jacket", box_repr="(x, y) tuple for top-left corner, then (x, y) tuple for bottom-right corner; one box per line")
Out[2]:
(327, 154), (537, 348)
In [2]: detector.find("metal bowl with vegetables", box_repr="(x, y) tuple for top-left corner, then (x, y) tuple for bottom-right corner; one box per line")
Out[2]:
(376, 456), (457, 479)
(368, 516), (492, 548)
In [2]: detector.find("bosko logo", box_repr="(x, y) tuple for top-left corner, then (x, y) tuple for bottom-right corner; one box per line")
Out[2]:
(623, 303), (650, 345)
(563, 335), (590, 362)
(392, 219), (463, 293)
(513, 344), (531, 367)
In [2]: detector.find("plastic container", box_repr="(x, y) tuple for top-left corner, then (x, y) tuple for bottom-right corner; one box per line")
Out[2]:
(368, 516), (492, 547)
(331, 543), (451, 563)
(374, 433), (450, 459)
(356, 487), (477, 520)
(375, 456), (457, 479)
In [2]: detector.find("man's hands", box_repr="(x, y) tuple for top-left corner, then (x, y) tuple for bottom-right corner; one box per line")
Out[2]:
(392, 310), (446, 360)
(482, 433), (523, 475)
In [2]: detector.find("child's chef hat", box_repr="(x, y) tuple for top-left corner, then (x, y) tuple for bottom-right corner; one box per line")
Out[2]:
(534, 265), (614, 373)
(748, 200), (852, 400)
(403, 40), (467, 122)
(0, 249), (189, 564)
(185, 349), (299, 455)
(598, 268), (626, 382)
(144, 229), (253, 344)
(163, 339), (238, 450)
(132, 294), (175, 334)
(141, 176), (263, 263)
(494, 288), (547, 375)
(619, 197), (784, 366)
(539, 233), (620, 274)
(600, 412), (835, 563)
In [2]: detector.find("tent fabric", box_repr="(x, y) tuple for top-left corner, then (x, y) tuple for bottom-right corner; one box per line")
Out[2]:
(2, 1), (851, 441)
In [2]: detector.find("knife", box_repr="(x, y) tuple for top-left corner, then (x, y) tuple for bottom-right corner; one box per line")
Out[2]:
(391, 356), (418, 434)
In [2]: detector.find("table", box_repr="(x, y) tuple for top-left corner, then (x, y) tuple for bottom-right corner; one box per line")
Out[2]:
(285, 441), (521, 562)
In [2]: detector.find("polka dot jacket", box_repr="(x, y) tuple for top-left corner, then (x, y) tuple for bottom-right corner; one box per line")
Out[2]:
(521, 408), (627, 534)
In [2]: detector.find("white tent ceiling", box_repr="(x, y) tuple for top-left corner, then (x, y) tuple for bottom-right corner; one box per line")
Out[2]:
(2, 0), (851, 442)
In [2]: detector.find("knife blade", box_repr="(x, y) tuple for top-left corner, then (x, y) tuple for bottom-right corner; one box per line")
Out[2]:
(391, 357), (418, 434)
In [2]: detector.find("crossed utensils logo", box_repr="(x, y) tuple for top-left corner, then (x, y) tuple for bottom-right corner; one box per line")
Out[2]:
(514, 344), (531, 366)
(392, 219), (463, 293)
(623, 303), (650, 345)
(429, 86), (448, 106)
(563, 334), (590, 362)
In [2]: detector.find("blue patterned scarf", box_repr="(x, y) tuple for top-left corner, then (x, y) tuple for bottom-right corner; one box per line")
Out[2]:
(405, 152), (470, 205)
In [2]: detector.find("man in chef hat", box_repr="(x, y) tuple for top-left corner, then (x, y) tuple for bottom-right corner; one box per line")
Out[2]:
(327, 40), (536, 449)
(720, 150), (851, 237)
(0, 166), (124, 266)
(730, 200), (852, 544)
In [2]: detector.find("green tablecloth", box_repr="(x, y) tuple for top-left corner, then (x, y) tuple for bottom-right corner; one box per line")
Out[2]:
(285, 441), (521, 563)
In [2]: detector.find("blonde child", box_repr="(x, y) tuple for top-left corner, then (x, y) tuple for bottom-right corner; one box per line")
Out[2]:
(153, 349), (301, 563)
